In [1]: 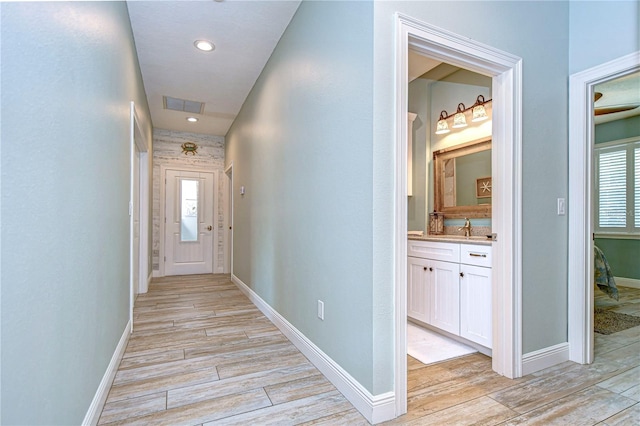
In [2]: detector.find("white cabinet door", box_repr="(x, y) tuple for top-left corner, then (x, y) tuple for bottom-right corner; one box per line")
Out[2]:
(430, 260), (460, 335)
(407, 256), (430, 324)
(460, 264), (492, 348)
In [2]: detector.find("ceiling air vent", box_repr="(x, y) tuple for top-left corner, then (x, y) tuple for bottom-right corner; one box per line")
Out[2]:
(163, 96), (205, 114)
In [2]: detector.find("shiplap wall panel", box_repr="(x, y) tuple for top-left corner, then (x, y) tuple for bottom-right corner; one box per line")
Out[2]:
(152, 128), (225, 272)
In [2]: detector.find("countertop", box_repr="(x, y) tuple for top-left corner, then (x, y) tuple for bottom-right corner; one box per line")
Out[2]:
(408, 234), (493, 246)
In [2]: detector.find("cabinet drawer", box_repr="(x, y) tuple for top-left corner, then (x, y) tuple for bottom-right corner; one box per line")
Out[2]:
(408, 240), (460, 263)
(460, 244), (492, 267)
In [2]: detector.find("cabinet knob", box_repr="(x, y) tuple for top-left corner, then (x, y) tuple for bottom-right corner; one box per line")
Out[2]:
(460, 272), (464, 277)
(423, 266), (427, 271)
(429, 267), (433, 272)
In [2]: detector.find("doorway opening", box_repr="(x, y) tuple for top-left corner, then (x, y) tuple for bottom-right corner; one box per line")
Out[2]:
(406, 55), (493, 366)
(568, 51), (640, 364)
(224, 163), (234, 275)
(130, 102), (150, 332)
(394, 15), (523, 417)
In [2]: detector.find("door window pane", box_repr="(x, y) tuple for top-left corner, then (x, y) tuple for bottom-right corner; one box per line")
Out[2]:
(181, 179), (199, 242)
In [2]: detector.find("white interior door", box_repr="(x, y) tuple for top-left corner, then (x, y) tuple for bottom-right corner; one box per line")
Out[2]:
(165, 169), (216, 275)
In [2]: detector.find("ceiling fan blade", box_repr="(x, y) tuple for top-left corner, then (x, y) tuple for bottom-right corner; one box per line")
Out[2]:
(594, 104), (640, 115)
(594, 92), (603, 102)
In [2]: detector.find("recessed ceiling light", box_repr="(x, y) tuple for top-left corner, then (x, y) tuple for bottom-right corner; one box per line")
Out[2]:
(194, 40), (215, 52)
(186, 117), (198, 123)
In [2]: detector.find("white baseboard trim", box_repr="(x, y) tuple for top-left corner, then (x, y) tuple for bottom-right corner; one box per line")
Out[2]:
(616, 277), (640, 289)
(82, 320), (131, 426)
(231, 274), (395, 424)
(152, 270), (162, 278)
(522, 342), (570, 376)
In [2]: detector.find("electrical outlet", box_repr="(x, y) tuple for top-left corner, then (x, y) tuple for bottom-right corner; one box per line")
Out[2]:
(317, 300), (324, 320)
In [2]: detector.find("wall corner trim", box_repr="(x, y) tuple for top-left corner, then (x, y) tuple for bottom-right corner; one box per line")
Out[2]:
(231, 274), (396, 424)
(521, 342), (570, 376)
(82, 320), (131, 426)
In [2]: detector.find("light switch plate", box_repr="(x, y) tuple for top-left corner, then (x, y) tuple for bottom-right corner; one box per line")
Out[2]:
(557, 198), (565, 215)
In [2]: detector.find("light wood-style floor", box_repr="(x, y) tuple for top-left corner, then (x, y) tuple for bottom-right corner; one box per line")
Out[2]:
(100, 275), (639, 425)
(98, 274), (366, 425)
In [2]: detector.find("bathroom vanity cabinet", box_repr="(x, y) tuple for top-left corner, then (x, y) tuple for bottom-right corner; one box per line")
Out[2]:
(408, 239), (492, 349)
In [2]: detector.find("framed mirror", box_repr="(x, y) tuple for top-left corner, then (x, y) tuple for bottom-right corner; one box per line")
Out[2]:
(433, 137), (491, 218)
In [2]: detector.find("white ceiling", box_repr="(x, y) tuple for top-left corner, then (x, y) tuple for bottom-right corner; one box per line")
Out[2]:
(594, 71), (640, 124)
(408, 50), (441, 83)
(127, 0), (301, 136)
(128, 3), (637, 136)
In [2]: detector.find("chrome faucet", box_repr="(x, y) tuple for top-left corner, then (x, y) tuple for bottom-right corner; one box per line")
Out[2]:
(458, 218), (472, 237)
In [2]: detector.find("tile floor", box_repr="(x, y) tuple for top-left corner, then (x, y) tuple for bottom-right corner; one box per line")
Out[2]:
(99, 275), (639, 425)
(407, 322), (476, 365)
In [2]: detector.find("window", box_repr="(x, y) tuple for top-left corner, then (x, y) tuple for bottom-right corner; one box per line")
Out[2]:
(180, 179), (199, 242)
(595, 138), (640, 234)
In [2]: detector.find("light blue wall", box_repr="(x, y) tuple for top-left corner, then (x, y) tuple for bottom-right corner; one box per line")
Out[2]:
(1, 2), (152, 424)
(569, 1), (639, 74)
(595, 116), (640, 145)
(594, 239), (640, 280)
(225, 1), (377, 392)
(221, 0), (637, 398)
(374, 1), (570, 357)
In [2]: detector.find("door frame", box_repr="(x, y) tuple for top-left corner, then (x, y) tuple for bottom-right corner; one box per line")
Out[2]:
(394, 14), (523, 415)
(567, 51), (640, 364)
(224, 163), (234, 275)
(130, 102), (150, 332)
(159, 165), (219, 277)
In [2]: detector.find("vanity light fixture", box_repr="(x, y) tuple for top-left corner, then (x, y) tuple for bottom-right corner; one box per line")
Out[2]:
(186, 117), (199, 122)
(194, 40), (215, 52)
(434, 95), (492, 135)
(452, 103), (468, 128)
(471, 95), (489, 122)
(435, 111), (450, 134)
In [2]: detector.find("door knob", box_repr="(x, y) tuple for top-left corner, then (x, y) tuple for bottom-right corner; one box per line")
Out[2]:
(206, 225), (212, 231)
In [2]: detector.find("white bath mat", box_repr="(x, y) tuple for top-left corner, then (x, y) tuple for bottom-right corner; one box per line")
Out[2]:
(407, 322), (477, 365)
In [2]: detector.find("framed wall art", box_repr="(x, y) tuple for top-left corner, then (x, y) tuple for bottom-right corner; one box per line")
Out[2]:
(476, 176), (492, 198)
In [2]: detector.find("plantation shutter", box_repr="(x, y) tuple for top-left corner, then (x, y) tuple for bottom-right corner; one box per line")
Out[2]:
(595, 140), (639, 234)
(597, 149), (627, 228)
(635, 147), (640, 228)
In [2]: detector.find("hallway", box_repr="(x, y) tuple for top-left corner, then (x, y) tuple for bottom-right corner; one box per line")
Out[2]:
(98, 274), (366, 425)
